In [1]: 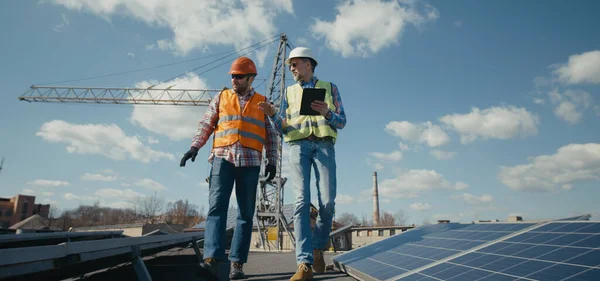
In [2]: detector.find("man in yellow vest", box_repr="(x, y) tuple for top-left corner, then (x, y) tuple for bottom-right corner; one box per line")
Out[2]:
(259, 47), (347, 281)
(180, 57), (279, 280)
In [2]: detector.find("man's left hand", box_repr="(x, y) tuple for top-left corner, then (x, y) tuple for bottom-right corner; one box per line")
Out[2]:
(265, 164), (276, 182)
(311, 100), (330, 117)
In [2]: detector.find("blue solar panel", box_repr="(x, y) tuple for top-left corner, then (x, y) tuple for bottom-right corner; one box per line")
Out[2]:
(332, 222), (536, 280)
(390, 221), (600, 281)
(333, 220), (600, 281)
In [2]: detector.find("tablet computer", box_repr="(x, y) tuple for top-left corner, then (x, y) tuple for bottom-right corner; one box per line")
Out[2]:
(300, 88), (326, 115)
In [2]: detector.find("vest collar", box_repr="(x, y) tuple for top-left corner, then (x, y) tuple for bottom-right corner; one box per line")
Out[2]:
(234, 87), (255, 97)
(299, 76), (318, 88)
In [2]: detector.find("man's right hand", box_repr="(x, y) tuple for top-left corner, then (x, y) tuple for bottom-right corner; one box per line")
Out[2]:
(257, 101), (276, 117)
(180, 147), (199, 167)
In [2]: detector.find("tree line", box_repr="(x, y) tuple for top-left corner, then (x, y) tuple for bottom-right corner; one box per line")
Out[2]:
(49, 193), (206, 230)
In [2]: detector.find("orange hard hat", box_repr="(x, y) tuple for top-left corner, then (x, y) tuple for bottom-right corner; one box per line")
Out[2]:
(229, 57), (257, 75)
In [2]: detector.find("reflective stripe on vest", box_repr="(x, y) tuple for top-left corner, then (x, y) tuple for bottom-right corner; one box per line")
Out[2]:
(284, 80), (337, 143)
(213, 89), (267, 151)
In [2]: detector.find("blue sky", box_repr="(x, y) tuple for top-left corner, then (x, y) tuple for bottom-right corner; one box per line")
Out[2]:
(1, 0), (599, 225)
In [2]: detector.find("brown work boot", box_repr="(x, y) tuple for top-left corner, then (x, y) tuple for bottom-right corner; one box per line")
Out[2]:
(290, 263), (313, 281)
(229, 262), (246, 280)
(313, 249), (325, 273)
(199, 258), (219, 277)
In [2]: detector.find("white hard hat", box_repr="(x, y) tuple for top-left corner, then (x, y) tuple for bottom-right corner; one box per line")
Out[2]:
(286, 47), (318, 66)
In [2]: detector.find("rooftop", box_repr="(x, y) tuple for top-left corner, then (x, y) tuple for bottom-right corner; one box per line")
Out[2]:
(61, 249), (356, 281)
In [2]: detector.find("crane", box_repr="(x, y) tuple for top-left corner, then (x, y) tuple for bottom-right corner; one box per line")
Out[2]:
(18, 33), (295, 251)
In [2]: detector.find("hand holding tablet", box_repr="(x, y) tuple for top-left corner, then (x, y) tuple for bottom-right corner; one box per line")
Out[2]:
(300, 88), (327, 116)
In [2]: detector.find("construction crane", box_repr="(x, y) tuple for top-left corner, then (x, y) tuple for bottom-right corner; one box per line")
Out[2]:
(18, 33), (295, 251)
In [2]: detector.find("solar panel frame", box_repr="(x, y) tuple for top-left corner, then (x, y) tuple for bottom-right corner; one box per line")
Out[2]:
(333, 222), (540, 281)
(392, 221), (600, 281)
(0, 230), (124, 249)
(0, 232), (205, 280)
(334, 220), (600, 281)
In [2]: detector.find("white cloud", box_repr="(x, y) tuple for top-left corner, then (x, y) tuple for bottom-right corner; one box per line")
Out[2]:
(63, 193), (96, 201)
(134, 178), (167, 191)
(452, 193), (493, 205)
(95, 188), (144, 200)
(429, 149), (456, 160)
(27, 179), (70, 187)
(377, 169), (468, 198)
(81, 173), (117, 182)
(147, 136), (159, 144)
(398, 142), (410, 151)
(548, 89), (595, 125)
(369, 151), (403, 162)
(499, 143), (600, 192)
(440, 105), (539, 144)
(310, 0), (438, 57)
(385, 121), (450, 147)
(37, 120), (174, 163)
(453, 20), (462, 27)
(107, 201), (132, 209)
(129, 73), (213, 141)
(21, 189), (36, 195)
(127, 52), (135, 58)
(52, 13), (70, 32)
(409, 202), (431, 211)
(43, 192), (55, 197)
(366, 158), (385, 171)
(554, 50), (600, 84)
(51, 0), (294, 63)
(337, 194), (356, 205)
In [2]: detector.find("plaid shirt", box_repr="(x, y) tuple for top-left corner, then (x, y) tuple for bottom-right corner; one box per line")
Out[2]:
(191, 88), (279, 167)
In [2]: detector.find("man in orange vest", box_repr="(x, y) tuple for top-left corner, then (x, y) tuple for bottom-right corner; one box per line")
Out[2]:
(180, 56), (279, 279)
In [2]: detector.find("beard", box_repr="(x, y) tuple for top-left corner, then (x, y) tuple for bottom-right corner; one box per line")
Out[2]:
(233, 84), (249, 93)
(292, 72), (303, 82)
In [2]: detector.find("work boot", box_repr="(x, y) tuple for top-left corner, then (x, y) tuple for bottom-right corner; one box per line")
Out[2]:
(313, 249), (325, 273)
(199, 258), (219, 277)
(229, 262), (246, 280)
(290, 263), (313, 281)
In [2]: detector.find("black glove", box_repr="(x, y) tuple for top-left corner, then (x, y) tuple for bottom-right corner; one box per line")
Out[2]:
(265, 164), (276, 182)
(180, 147), (198, 167)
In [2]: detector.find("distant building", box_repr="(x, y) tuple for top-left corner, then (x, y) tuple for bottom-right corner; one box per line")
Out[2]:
(0, 194), (50, 228)
(349, 225), (415, 249)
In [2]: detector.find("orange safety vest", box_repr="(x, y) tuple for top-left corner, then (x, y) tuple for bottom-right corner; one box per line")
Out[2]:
(213, 89), (267, 152)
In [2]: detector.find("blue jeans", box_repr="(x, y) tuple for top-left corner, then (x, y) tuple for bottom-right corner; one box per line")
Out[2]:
(203, 157), (260, 264)
(289, 139), (337, 265)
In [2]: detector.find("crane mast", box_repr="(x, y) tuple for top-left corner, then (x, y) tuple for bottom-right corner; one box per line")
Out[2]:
(18, 33), (295, 251)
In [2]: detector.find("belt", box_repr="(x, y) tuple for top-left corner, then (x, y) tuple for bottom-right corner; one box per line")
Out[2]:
(305, 135), (333, 142)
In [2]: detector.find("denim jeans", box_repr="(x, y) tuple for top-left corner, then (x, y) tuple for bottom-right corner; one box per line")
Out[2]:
(203, 156), (260, 264)
(289, 139), (337, 265)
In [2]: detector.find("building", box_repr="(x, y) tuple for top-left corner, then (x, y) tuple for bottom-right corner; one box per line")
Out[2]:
(350, 225), (415, 248)
(0, 194), (50, 228)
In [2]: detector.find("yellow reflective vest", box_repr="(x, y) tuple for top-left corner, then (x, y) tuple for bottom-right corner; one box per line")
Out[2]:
(213, 89), (267, 152)
(283, 80), (337, 142)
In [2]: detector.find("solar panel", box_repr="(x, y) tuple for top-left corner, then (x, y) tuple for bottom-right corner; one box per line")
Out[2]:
(334, 220), (600, 281)
(0, 230), (124, 249)
(334, 222), (537, 280)
(0, 232), (205, 280)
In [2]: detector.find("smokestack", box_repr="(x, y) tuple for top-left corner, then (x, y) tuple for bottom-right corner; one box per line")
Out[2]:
(373, 172), (380, 226)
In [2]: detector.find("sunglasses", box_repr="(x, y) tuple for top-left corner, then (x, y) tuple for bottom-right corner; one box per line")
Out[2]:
(231, 74), (248, 79)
